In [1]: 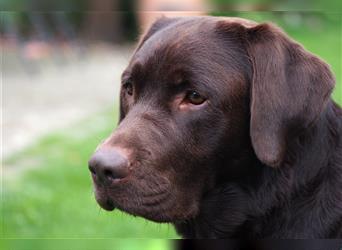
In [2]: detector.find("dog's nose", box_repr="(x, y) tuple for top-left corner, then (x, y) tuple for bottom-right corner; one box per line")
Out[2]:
(88, 148), (130, 183)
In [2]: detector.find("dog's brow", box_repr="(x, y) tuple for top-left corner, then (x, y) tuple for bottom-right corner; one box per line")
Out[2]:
(121, 71), (131, 82)
(169, 70), (189, 86)
(173, 79), (184, 86)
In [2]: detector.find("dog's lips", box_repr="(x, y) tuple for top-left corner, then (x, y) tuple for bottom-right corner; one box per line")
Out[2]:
(94, 188), (116, 211)
(97, 197), (116, 211)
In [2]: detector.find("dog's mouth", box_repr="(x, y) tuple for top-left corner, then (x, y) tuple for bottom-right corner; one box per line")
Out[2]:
(95, 194), (116, 211)
(91, 170), (199, 222)
(94, 185), (117, 211)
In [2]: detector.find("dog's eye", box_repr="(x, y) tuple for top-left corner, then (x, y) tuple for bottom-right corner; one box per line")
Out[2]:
(186, 91), (205, 105)
(123, 81), (133, 96)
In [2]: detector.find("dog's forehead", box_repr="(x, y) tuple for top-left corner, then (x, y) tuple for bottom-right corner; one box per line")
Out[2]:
(133, 19), (210, 63)
(219, 16), (257, 27)
(124, 19), (210, 84)
(123, 16), (256, 87)
(130, 16), (257, 65)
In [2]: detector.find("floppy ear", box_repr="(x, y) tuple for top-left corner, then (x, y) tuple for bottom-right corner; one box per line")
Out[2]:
(246, 23), (335, 167)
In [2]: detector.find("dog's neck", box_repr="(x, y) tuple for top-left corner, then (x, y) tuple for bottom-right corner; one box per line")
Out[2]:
(175, 101), (342, 238)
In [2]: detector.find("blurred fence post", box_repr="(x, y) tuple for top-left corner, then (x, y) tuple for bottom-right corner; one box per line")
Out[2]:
(83, 0), (123, 42)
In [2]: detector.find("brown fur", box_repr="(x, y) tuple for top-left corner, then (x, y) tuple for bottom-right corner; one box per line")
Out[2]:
(89, 16), (342, 238)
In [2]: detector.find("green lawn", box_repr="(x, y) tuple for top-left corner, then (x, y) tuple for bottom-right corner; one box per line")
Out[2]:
(2, 109), (179, 240)
(1, 12), (341, 250)
(1, 110), (178, 249)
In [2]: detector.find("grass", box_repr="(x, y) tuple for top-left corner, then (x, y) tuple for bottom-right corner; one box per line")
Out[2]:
(1, 12), (341, 249)
(1, 239), (173, 250)
(1, 109), (178, 249)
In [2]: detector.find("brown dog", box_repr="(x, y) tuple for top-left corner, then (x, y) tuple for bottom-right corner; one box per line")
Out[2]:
(88, 16), (342, 238)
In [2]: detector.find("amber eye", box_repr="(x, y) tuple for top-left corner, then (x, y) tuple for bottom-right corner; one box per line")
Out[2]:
(186, 90), (205, 105)
(123, 81), (133, 96)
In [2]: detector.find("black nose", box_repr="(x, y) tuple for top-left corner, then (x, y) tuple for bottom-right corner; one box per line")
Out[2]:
(88, 148), (130, 183)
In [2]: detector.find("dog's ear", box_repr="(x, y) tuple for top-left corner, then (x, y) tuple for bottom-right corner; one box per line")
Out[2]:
(245, 23), (335, 167)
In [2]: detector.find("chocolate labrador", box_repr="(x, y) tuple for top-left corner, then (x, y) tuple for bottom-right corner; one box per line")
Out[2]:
(88, 16), (342, 238)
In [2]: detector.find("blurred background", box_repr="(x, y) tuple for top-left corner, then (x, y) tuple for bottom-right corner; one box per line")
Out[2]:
(1, 0), (341, 249)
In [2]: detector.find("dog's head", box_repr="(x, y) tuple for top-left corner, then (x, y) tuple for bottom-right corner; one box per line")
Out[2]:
(88, 16), (335, 222)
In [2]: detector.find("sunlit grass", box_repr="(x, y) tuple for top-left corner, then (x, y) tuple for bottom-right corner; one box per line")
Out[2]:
(2, 109), (179, 245)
